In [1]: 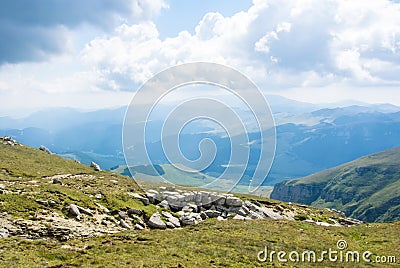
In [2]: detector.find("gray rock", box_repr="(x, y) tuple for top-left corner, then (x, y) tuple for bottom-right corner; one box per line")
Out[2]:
(147, 213), (166, 229)
(162, 211), (181, 227)
(217, 216), (226, 221)
(53, 178), (62, 184)
(36, 200), (49, 206)
(69, 204), (81, 218)
(120, 219), (131, 229)
(204, 210), (221, 218)
(166, 222), (175, 228)
(76, 205), (93, 216)
(95, 194), (102, 199)
(232, 215), (252, 220)
(127, 208), (143, 216)
(39, 145), (52, 154)
(131, 215), (145, 226)
(95, 202), (110, 213)
(199, 211), (208, 220)
(258, 207), (285, 220)
(90, 161), (101, 171)
(134, 224), (145, 230)
(159, 200), (170, 210)
(226, 196), (243, 207)
(129, 193), (150, 205)
(180, 216), (198, 226)
(118, 211), (127, 220)
(0, 228), (9, 238)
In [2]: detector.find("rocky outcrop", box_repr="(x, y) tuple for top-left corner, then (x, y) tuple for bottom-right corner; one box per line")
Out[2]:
(271, 181), (324, 204)
(90, 161), (101, 171)
(39, 145), (53, 154)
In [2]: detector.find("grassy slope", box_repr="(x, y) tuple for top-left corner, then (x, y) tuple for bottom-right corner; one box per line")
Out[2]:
(0, 142), (399, 267)
(272, 147), (400, 222)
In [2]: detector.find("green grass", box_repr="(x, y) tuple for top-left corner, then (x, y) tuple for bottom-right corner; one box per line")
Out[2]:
(1, 140), (399, 267)
(0, 220), (399, 267)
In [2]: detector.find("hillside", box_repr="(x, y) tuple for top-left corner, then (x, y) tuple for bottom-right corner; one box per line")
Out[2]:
(0, 137), (399, 267)
(271, 147), (400, 222)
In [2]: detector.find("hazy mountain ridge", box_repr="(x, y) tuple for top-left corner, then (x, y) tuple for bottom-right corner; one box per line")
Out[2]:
(2, 96), (400, 184)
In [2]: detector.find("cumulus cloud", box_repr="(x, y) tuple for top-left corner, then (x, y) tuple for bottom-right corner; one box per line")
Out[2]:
(0, 0), (168, 64)
(82, 0), (400, 92)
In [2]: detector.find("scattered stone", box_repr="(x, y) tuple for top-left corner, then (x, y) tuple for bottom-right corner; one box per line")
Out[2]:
(69, 204), (81, 218)
(134, 224), (145, 230)
(95, 203), (110, 213)
(166, 222), (175, 228)
(180, 215), (198, 226)
(159, 200), (170, 210)
(127, 208), (143, 216)
(225, 196), (243, 207)
(162, 211), (181, 227)
(120, 219), (131, 229)
(217, 216), (226, 221)
(95, 194), (102, 199)
(49, 200), (57, 207)
(204, 210), (221, 218)
(74, 205), (93, 216)
(199, 211), (208, 220)
(90, 162), (101, 171)
(39, 145), (52, 154)
(129, 192), (150, 205)
(53, 178), (62, 184)
(0, 228), (9, 238)
(147, 213), (166, 229)
(118, 211), (127, 220)
(131, 215), (145, 226)
(36, 200), (49, 206)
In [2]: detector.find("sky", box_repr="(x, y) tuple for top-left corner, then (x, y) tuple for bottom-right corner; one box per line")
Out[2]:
(1, 0), (400, 116)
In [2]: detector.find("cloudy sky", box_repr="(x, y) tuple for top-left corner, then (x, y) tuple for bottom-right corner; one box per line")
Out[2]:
(1, 0), (400, 116)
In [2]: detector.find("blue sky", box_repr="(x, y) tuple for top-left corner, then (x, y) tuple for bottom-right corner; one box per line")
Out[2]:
(1, 0), (400, 116)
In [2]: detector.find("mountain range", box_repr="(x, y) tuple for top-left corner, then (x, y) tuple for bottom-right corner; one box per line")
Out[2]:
(1, 95), (400, 188)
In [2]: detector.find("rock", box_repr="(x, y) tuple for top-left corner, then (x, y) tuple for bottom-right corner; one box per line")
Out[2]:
(134, 224), (145, 230)
(120, 219), (131, 229)
(131, 215), (145, 226)
(162, 211), (181, 227)
(69, 204), (81, 218)
(90, 162), (101, 171)
(180, 216), (198, 226)
(76, 205), (93, 216)
(217, 216), (226, 221)
(129, 192), (150, 205)
(159, 200), (170, 210)
(225, 196), (243, 207)
(49, 200), (57, 207)
(199, 211), (208, 220)
(95, 194), (102, 199)
(0, 228), (9, 238)
(147, 213), (166, 229)
(36, 200), (49, 206)
(166, 222), (175, 228)
(232, 215), (252, 220)
(118, 211), (127, 220)
(258, 207), (285, 220)
(95, 202), (110, 213)
(53, 178), (62, 184)
(127, 208), (143, 216)
(39, 145), (52, 154)
(204, 210), (221, 218)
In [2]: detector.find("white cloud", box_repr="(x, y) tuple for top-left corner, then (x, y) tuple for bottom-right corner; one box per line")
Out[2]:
(2, 0), (400, 116)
